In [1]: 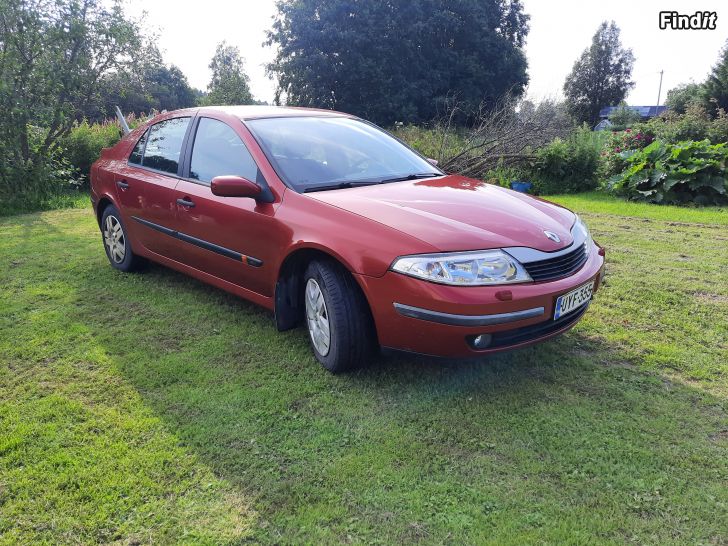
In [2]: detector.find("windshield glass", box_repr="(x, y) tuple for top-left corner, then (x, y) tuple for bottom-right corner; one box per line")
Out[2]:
(245, 116), (440, 192)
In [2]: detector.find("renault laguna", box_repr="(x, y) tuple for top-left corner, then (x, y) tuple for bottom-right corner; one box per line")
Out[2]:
(91, 106), (605, 372)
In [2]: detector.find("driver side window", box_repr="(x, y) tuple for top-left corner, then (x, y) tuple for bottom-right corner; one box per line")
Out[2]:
(190, 118), (259, 184)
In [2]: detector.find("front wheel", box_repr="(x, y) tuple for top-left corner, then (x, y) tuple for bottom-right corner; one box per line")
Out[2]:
(100, 204), (144, 272)
(303, 260), (375, 373)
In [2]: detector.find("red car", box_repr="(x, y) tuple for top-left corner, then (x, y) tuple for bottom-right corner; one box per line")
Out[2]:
(91, 106), (605, 372)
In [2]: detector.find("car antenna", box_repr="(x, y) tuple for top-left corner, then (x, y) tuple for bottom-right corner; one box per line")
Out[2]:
(115, 105), (131, 136)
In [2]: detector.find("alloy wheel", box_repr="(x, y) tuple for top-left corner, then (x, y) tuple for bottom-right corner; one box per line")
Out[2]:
(305, 278), (331, 356)
(103, 215), (126, 264)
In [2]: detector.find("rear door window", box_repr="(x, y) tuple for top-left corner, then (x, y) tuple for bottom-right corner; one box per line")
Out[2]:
(142, 117), (190, 175)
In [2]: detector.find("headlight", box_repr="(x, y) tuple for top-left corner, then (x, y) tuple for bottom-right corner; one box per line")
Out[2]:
(391, 250), (532, 286)
(574, 215), (592, 254)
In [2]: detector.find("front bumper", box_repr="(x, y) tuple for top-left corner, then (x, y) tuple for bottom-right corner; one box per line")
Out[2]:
(355, 245), (605, 358)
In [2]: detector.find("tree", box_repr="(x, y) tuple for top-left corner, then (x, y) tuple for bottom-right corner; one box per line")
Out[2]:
(204, 41), (253, 106)
(665, 83), (708, 114)
(84, 42), (197, 120)
(0, 0), (141, 201)
(266, 0), (530, 125)
(145, 65), (197, 111)
(563, 21), (635, 126)
(704, 40), (728, 115)
(608, 102), (642, 129)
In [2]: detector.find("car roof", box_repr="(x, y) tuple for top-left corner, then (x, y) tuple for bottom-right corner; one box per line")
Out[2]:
(196, 105), (355, 120)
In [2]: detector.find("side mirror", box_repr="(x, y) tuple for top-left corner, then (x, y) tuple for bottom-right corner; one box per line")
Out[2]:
(426, 157), (439, 167)
(210, 175), (262, 199)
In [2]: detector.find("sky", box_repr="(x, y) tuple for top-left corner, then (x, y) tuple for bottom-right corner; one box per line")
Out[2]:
(125, 0), (727, 107)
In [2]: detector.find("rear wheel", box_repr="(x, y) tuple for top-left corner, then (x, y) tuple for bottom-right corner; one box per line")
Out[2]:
(303, 260), (374, 373)
(100, 205), (143, 272)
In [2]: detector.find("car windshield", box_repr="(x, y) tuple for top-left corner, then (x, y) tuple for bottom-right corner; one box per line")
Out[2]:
(245, 116), (441, 192)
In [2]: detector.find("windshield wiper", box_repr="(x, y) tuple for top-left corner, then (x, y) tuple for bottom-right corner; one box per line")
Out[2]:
(380, 172), (444, 183)
(303, 180), (381, 193)
(303, 172), (444, 192)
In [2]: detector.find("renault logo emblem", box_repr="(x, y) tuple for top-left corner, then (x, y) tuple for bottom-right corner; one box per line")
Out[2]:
(544, 230), (561, 243)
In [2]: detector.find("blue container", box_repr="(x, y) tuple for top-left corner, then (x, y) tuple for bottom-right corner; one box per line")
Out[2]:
(510, 181), (533, 193)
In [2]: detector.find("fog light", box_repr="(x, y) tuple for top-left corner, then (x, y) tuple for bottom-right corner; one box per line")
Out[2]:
(469, 334), (492, 350)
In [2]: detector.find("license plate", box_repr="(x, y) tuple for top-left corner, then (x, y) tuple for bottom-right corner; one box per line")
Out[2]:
(554, 281), (594, 320)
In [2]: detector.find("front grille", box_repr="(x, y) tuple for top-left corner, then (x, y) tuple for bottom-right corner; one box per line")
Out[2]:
(522, 243), (588, 282)
(488, 301), (589, 349)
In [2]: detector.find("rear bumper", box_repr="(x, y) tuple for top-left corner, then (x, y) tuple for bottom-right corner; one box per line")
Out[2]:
(355, 246), (605, 358)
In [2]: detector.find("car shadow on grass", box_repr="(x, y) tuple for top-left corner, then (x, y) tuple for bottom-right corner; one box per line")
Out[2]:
(70, 260), (728, 543)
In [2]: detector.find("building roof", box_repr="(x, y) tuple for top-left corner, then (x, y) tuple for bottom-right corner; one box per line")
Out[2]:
(197, 105), (353, 120)
(599, 105), (668, 119)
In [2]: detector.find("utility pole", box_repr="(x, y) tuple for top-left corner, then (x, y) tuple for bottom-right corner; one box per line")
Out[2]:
(656, 69), (664, 106)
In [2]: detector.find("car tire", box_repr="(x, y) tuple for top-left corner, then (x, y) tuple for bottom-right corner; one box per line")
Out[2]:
(303, 259), (374, 373)
(100, 204), (143, 272)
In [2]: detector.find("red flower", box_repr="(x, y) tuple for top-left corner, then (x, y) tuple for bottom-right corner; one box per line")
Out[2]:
(615, 147), (621, 152)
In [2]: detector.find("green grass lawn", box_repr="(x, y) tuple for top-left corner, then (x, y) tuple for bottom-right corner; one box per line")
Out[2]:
(1, 194), (727, 544)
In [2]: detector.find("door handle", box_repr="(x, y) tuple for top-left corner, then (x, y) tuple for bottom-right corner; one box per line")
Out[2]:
(116, 179), (129, 190)
(176, 197), (195, 208)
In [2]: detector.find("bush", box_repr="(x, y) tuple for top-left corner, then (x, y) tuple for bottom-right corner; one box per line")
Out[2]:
(61, 119), (123, 184)
(601, 127), (656, 178)
(0, 126), (85, 215)
(608, 139), (728, 205)
(483, 165), (528, 188)
(706, 108), (728, 143)
(642, 103), (728, 144)
(528, 126), (604, 194)
(391, 124), (467, 162)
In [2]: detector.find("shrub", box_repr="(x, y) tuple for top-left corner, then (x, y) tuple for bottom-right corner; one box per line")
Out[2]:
(483, 165), (528, 188)
(601, 127), (656, 177)
(608, 139), (728, 205)
(61, 119), (123, 185)
(391, 124), (467, 163)
(0, 126), (84, 215)
(643, 103), (728, 144)
(706, 108), (728, 143)
(528, 126), (604, 194)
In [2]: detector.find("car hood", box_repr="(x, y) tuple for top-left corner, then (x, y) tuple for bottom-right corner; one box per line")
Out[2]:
(305, 175), (576, 252)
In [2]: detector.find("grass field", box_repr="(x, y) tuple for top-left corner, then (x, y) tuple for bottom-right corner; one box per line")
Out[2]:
(1, 194), (727, 544)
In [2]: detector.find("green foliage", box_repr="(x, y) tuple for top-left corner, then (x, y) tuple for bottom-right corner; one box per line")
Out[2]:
(61, 120), (123, 183)
(390, 124), (467, 163)
(91, 60), (197, 120)
(0, 126), (84, 215)
(0, 0), (141, 210)
(609, 139), (728, 205)
(665, 82), (708, 114)
(563, 21), (635, 125)
(638, 103), (728, 144)
(484, 166), (528, 188)
(601, 127), (656, 178)
(608, 102), (642, 130)
(203, 42), (253, 106)
(704, 40), (728, 115)
(528, 127), (604, 194)
(707, 108), (728, 143)
(267, 0), (530, 125)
